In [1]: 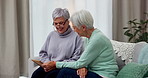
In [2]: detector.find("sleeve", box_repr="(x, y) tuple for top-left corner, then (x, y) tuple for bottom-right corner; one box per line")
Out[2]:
(39, 34), (51, 63)
(62, 35), (84, 62)
(56, 38), (106, 69)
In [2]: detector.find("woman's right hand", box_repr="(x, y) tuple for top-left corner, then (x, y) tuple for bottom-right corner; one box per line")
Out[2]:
(77, 67), (88, 78)
(42, 61), (56, 72)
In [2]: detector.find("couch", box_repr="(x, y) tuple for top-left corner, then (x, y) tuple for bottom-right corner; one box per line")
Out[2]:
(28, 40), (148, 78)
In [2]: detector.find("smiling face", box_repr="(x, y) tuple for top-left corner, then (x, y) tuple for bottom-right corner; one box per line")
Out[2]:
(53, 17), (69, 34)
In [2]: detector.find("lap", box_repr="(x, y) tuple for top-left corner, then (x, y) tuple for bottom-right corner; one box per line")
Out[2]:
(57, 68), (102, 78)
(31, 67), (61, 78)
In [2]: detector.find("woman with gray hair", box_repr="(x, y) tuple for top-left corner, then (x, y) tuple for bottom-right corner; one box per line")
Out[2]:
(31, 8), (83, 78)
(46, 10), (118, 78)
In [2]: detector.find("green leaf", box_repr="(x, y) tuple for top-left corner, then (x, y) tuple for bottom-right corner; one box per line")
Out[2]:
(124, 30), (131, 36)
(140, 20), (145, 24)
(123, 27), (129, 29)
(131, 26), (138, 28)
(128, 19), (137, 25)
(123, 12), (148, 43)
(141, 32), (148, 41)
(133, 29), (140, 36)
(129, 35), (134, 42)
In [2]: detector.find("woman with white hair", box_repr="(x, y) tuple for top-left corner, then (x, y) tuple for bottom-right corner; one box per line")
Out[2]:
(31, 8), (83, 78)
(47, 10), (118, 78)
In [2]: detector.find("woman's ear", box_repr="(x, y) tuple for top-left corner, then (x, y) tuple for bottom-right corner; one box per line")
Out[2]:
(67, 20), (70, 24)
(81, 25), (87, 31)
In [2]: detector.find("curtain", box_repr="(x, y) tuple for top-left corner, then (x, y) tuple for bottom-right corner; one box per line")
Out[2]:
(0, 0), (30, 78)
(112, 0), (148, 42)
(30, 0), (112, 57)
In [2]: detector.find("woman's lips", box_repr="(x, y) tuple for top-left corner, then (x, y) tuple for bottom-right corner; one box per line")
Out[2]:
(57, 27), (63, 31)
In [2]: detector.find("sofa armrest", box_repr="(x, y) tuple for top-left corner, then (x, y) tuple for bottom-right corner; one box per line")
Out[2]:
(28, 57), (40, 78)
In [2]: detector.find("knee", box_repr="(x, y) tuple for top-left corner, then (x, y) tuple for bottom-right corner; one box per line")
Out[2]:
(59, 68), (72, 74)
(59, 68), (75, 75)
(57, 68), (78, 78)
(59, 68), (77, 75)
(31, 67), (45, 78)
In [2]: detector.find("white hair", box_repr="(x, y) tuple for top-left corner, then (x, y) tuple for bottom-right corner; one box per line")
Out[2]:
(70, 10), (94, 29)
(52, 8), (70, 20)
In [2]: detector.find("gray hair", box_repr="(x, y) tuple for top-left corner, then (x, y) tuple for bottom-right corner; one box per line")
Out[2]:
(52, 8), (70, 20)
(70, 10), (94, 29)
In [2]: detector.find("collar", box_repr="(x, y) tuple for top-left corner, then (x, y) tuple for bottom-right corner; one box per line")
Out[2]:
(57, 26), (72, 37)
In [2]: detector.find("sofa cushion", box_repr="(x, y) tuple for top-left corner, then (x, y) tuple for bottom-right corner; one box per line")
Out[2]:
(144, 71), (148, 77)
(116, 62), (148, 78)
(138, 44), (148, 64)
(110, 40), (135, 70)
(110, 40), (136, 64)
(115, 55), (125, 70)
(132, 42), (147, 63)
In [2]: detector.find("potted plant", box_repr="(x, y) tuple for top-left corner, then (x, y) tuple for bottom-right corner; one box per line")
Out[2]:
(123, 13), (148, 43)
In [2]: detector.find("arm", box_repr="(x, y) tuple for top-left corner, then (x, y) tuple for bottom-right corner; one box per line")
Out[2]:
(56, 38), (106, 69)
(39, 34), (51, 63)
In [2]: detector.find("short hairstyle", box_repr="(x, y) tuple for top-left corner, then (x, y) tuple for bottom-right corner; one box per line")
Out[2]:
(70, 10), (94, 29)
(52, 8), (70, 20)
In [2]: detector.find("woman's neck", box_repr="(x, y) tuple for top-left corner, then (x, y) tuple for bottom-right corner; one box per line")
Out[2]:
(85, 28), (95, 38)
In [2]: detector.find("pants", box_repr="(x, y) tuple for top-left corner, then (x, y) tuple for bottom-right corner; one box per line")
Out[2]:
(31, 67), (60, 78)
(56, 68), (103, 78)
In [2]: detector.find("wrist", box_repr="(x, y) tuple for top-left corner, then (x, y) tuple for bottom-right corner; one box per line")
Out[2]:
(53, 61), (56, 66)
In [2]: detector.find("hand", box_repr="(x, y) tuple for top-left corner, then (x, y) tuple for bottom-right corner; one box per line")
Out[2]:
(77, 67), (88, 78)
(42, 61), (56, 72)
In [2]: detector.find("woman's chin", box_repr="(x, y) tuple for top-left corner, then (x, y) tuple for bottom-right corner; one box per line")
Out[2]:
(57, 30), (64, 34)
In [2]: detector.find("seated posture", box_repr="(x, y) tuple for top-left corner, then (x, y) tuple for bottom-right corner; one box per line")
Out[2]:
(31, 8), (83, 78)
(45, 10), (119, 78)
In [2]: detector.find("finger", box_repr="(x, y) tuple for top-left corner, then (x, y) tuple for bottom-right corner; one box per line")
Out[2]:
(44, 68), (47, 72)
(44, 67), (49, 72)
(80, 72), (86, 78)
(81, 76), (85, 78)
(42, 64), (46, 68)
(77, 70), (79, 75)
(45, 69), (49, 72)
(80, 75), (85, 78)
(83, 76), (85, 78)
(45, 69), (50, 72)
(48, 68), (53, 71)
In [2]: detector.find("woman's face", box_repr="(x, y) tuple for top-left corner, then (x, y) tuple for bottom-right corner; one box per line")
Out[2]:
(53, 17), (69, 34)
(72, 23), (85, 37)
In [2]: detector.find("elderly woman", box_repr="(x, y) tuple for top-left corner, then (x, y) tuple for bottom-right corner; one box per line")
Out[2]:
(46, 10), (119, 78)
(31, 8), (83, 78)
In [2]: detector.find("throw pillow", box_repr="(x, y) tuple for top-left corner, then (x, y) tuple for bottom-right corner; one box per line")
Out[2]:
(144, 71), (148, 77)
(138, 44), (148, 64)
(116, 62), (148, 78)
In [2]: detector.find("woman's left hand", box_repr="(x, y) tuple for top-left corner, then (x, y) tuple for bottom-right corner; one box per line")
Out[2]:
(77, 67), (88, 78)
(42, 61), (56, 72)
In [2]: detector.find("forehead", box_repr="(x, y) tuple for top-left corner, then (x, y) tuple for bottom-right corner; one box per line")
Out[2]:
(54, 17), (65, 22)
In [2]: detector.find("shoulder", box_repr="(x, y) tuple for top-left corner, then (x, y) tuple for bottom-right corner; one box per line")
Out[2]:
(47, 31), (57, 36)
(46, 31), (57, 39)
(91, 30), (110, 46)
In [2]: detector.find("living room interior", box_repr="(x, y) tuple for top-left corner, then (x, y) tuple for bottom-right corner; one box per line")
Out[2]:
(0, 0), (148, 78)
